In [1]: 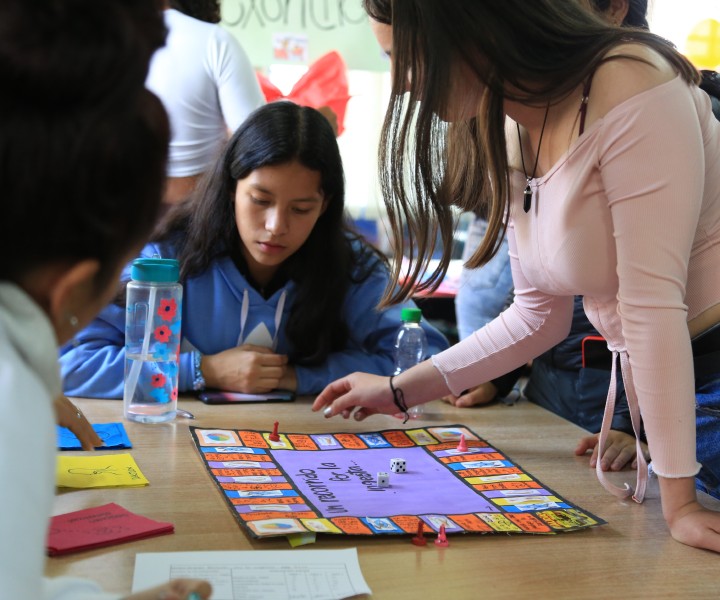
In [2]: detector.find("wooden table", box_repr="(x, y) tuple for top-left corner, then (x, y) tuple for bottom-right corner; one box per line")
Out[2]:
(47, 396), (720, 599)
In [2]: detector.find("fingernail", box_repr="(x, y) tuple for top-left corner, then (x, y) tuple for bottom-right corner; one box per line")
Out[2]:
(188, 593), (202, 600)
(323, 406), (333, 418)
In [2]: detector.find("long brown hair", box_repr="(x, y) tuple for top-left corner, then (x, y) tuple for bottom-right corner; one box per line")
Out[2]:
(364, 0), (699, 305)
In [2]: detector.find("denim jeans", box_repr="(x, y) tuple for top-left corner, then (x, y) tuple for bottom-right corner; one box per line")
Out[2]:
(695, 354), (720, 500)
(528, 351), (720, 501)
(455, 217), (514, 340)
(523, 361), (632, 434)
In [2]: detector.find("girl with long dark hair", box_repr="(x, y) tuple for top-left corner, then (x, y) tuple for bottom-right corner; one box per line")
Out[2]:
(60, 101), (447, 397)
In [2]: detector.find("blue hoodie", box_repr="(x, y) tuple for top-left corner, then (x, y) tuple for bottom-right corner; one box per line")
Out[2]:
(59, 241), (449, 397)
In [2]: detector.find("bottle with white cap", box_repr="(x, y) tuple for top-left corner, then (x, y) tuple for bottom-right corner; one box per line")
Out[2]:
(392, 307), (428, 419)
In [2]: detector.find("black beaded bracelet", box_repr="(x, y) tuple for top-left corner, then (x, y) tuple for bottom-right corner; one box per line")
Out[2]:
(389, 376), (409, 424)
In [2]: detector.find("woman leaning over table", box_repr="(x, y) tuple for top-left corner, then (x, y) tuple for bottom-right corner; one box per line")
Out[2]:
(314, 0), (720, 553)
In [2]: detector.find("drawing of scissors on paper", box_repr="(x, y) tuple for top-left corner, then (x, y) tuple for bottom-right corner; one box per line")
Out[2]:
(67, 465), (124, 476)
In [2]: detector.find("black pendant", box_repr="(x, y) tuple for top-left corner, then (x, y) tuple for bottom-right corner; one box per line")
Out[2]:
(523, 180), (532, 213)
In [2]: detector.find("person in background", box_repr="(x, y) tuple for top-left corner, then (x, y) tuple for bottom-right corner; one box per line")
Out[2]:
(0, 1), (211, 598)
(700, 69), (720, 119)
(60, 102), (448, 399)
(170, 0), (220, 23)
(315, 0), (720, 553)
(453, 207), (515, 402)
(146, 0), (264, 206)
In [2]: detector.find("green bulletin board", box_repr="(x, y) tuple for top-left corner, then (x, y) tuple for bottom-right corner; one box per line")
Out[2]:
(221, 0), (389, 72)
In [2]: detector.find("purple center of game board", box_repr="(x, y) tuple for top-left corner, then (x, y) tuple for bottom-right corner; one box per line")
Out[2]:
(270, 446), (495, 517)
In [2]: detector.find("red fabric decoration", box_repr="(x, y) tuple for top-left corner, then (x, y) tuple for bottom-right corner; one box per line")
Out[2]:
(257, 51), (351, 135)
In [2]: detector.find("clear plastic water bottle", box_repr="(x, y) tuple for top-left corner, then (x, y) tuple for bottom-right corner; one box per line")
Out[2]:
(393, 307), (428, 419)
(123, 258), (183, 423)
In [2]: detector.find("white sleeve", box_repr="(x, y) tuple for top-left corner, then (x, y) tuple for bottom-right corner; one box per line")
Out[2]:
(0, 343), (121, 600)
(44, 578), (121, 600)
(209, 27), (265, 132)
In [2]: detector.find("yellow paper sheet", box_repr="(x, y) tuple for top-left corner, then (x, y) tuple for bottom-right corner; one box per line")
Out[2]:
(56, 453), (149, 488)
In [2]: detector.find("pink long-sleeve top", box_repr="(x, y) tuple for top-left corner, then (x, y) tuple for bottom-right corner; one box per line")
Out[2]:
(433, 76), (720, 480)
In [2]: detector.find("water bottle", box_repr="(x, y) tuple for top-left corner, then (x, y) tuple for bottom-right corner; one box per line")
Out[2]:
(393, 307), (428, 419)
(123, 258), (183, 423)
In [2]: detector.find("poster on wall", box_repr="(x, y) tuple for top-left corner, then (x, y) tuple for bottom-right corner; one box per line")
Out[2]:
(221, 0), (389, 71)
(272, 32), (308, 62)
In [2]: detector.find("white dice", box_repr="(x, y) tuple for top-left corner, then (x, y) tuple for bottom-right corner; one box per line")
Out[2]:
(376, 472), (390, 487)
(390, 458), (406, 473)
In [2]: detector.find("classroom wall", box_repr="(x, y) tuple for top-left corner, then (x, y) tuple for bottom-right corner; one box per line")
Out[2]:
(221, 0), (387, 71)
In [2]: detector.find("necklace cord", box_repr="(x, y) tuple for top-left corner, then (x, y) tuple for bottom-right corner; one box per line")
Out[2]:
(517, 103), (550, 213)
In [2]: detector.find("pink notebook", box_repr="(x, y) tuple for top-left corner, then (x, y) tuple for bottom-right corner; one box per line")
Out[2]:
(47, 502), (174, 556)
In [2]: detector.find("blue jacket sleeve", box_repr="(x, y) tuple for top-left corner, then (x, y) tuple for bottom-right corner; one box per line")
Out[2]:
(293, 260), (449, 395)
(59, 303), (128, 399)
(59, 241), (196, 398)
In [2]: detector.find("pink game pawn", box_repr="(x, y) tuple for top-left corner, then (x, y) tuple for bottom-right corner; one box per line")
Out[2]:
(456, 433), (468, 453)
(434, 524), (449, 548)
(411, 518), (427, 546)
(269, 421), (280, 442)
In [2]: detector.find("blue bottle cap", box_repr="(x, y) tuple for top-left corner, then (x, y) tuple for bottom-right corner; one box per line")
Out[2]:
(400, 307), (422, 323)
(130, 258), (180, 283)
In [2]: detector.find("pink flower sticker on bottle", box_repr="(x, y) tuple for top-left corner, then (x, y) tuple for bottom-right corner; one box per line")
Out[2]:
(151, 373), (167, 388)
(154, 325), (171, 343)
(158, 298), (177, 322)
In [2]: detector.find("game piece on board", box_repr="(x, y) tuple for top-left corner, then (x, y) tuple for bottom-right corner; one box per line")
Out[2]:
(390, 458), (406, 473)
(434, 524), (449, 547)
(376, 472), (390, 487)
(269, 421), (280, 442)
(456, 433), (468, 452)
(411, 518), (427, 546)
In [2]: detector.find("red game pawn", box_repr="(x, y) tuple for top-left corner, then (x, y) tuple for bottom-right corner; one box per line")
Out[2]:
(269, 421), (280, 442)
(411, 518), (427, 546)
(456, 433), (468, 453)
(434, 524), (449, 548)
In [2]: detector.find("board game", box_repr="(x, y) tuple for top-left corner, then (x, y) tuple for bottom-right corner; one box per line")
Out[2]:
(190, 424), (604, 539)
